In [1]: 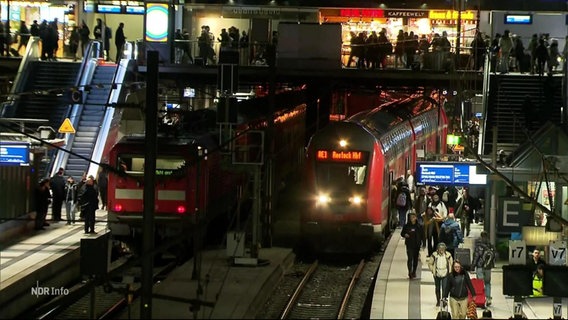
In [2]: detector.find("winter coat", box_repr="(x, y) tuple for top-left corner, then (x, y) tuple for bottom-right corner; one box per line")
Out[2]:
(445, 271), (476, 300)
(439, 219), (463, 249)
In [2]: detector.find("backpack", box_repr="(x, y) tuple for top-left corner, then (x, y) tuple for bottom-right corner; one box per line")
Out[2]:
(396, 192), (407, 207)
(439, 226), (455, 247)
(482, 245), (496, 268)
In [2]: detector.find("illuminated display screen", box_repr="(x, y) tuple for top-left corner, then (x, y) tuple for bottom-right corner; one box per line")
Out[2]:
(0, 143), (30, 165)
(416, 162), (487, 185)
(84, 3), (95, 13)
(145, 3), (169, 42)
(126, 6), (144, 14)
(97, 4), (122, 14)
(316, 150), (368, 163)
(505, 14), (532, 24)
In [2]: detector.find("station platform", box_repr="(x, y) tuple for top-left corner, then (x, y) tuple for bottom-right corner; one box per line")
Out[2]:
(371, 222), (564, 319)
(0, 209), (109, 319)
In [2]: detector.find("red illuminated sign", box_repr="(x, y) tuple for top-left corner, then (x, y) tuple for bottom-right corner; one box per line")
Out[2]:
(316, 150), (369, 163)
(340, 9), (384, 18)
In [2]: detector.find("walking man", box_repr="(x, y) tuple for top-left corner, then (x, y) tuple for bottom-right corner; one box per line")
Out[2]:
(401, 212), (424, 279)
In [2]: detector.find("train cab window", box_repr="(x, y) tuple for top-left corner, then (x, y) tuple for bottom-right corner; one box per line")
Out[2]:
(117, 154), (186, 176)
(316, 164), (367, 187)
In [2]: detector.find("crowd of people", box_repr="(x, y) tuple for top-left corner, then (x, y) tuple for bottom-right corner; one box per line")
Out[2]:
(0, 18), (126, 62)
(345, 28), (452, 70)
(395, 172), (551, 319)
(34, 167), (108, 234)
(343, 27), (568, 75)
(486, 30), (568, 76)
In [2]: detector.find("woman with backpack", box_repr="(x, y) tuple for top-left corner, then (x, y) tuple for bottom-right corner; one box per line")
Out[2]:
(428, 242), (454, 307)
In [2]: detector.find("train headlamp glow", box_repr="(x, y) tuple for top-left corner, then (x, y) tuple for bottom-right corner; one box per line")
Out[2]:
(316, 194), (331, 205)
(349, 195), (363, 205)
(339, 139), (347, 147)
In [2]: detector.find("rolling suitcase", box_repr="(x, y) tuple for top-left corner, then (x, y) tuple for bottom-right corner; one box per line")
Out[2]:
(468, 277), (487, 308)
(436, 299), (451, 319)
(454, 247), (472, 271)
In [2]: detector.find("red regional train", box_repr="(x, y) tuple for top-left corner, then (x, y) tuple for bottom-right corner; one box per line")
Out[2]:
(303, 93), (448, 253)
(107, 92), (307, 257)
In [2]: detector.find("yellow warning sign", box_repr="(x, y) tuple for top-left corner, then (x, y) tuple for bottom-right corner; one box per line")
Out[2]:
(58, 118), (76, 134)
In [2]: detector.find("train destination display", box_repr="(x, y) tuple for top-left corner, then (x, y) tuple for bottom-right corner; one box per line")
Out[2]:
(316, 150), (369, 163)
(416, 162), (487, 185)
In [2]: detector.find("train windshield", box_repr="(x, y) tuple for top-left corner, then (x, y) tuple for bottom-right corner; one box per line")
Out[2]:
(116, 154), (187, 176)
(315, 164), (367, 187)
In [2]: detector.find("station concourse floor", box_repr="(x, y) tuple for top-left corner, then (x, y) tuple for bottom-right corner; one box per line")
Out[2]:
(371, 221), (563, 319)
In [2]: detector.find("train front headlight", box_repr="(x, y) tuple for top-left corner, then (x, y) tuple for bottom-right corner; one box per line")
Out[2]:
(349, 195), (364, 205)
(316, 194), (331, 205)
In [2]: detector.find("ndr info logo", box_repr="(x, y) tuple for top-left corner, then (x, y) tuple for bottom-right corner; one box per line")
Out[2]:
(31, 281), (69, 298)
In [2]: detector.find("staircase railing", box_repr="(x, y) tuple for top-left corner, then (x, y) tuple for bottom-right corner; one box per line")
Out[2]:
(0, 37), (41, 117)
(479, 48), (491, 155)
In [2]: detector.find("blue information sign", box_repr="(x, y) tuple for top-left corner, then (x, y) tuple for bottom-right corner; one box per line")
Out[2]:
(0, 143), (30, 165)
(416, 162), (487, 185)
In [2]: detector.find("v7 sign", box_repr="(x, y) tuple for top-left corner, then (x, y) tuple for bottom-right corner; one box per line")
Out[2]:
(549, 240), (567, 266)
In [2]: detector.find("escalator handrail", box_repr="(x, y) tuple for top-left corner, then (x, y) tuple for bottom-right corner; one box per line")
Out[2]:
(1, 37), (41, 117)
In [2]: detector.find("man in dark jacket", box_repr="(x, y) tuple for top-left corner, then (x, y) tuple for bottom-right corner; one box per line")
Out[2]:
(114, 22), (125, 62)
(50, 167), (65, 222)
(80, 177), (99, 234)
(35, 178), (51, 230)
(401, 212), (424, 279)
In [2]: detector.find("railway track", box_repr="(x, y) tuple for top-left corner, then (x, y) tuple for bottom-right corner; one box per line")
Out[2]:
(257, 231), (392, 320)
(279, 259), (366, 319)
(28, 256), (178, 320)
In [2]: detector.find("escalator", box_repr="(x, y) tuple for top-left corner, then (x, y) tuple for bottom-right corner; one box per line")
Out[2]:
(4, 61), (81, 131)
(63, 64), (118, 181)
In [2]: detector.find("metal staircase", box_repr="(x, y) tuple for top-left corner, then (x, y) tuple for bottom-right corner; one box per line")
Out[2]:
(64, 65), (117, 181)
(483, 74), (563, 155)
